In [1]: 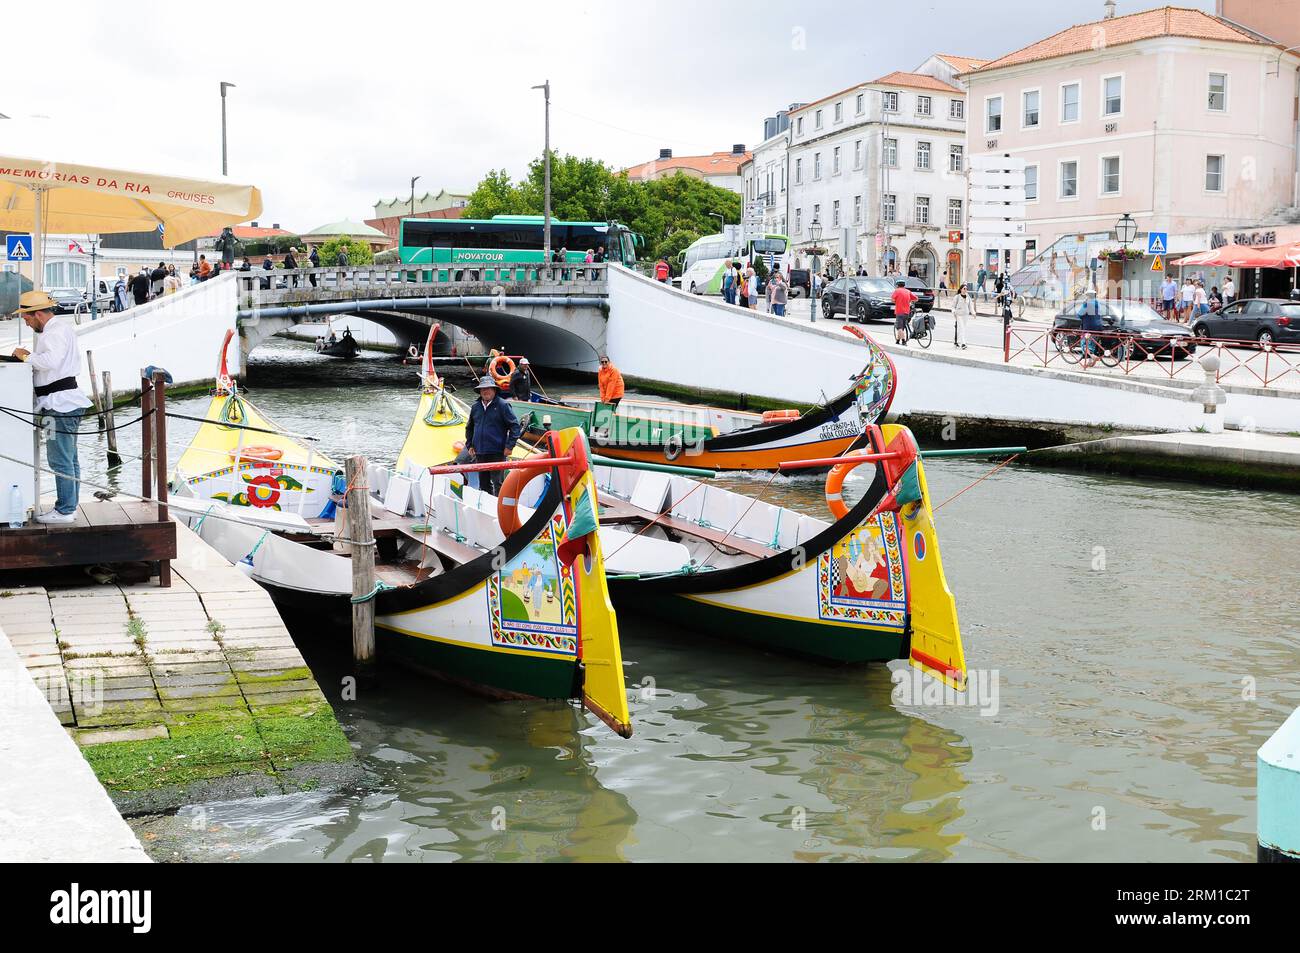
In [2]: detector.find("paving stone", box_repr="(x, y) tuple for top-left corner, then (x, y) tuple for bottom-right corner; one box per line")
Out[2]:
(75, 724), (170, 746)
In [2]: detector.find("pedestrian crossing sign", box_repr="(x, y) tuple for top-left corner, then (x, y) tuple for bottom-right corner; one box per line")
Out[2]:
(5, 234), (32, 262)
(1146, 232), (1168, 255)
(1151, 255), (1164, 272)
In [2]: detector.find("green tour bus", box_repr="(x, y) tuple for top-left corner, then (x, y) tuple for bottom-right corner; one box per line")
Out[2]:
(398, 215), (641, 282)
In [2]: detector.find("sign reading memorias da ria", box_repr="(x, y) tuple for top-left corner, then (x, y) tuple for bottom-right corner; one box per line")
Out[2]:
(969, 154), (1027, 251)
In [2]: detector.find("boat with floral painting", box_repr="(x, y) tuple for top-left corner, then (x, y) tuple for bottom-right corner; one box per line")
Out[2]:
(168, 330), (633, 736)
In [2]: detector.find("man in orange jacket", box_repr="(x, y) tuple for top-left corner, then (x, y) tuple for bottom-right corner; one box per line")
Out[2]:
(597, 355), (624, 410)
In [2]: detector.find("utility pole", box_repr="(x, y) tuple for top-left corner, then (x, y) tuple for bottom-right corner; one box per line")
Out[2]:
(410, 175), (421, 217)
(532, 80), (552, 263)
(220, 82), (235, 176)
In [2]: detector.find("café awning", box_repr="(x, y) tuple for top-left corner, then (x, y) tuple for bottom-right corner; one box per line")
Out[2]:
(1176, 243), (1300, 269)
(0, 153), (263, 286)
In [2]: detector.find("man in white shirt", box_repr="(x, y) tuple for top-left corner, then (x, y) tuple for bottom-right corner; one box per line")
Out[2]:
(1222, 276), (1236, 306)
(10, 291), (93, 523)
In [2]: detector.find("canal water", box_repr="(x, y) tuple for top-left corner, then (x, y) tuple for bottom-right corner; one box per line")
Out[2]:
(90, 339), (1299, 862)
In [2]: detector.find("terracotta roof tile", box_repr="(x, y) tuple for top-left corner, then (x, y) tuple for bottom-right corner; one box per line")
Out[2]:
(870, 71), (963, 93)
(935, 54), (991, 73)
(623, 151), (750, 179)
(974, 6), (1265, 73)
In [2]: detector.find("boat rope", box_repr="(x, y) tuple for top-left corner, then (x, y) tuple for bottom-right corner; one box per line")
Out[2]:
(424, 390), (465, 427)
(699, 469), (782, 569)
(0, 404), (155, 436)
(351, 581), (395, 604)
(934, 453), (1023, 512)
(604, 478), (709, 562)
(192, 504), (216, 531)
(769, 508), (783, 549)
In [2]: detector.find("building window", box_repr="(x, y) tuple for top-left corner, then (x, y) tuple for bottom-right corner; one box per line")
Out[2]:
(1103, 76), (1122, 116)
(950, 99), (964, 120)
(1208, 73), (1227, 111)
(1025, 164), (1038, 201)
(914, 196), (931, 225)
(853, 140), (862, 169)
(883, 193), (896, 223)
(883, 91), (899, 112)
(1023, 89), (1040, 127)
(1206, 154), (1225, 192)
(815, 109), (823, 129)
(795, 208), (802, 233)
(832, 200), (841, 228)
(1061, 83), (1080, 123)
(833, 146), (841, 175)
(1060, 160), (1078, 199)
(854, 195), (862, 225)
(813, 153), (822, 179)
(856, 93), (864, 115)
(949, 144), (963, 173)
(917, 95), (932, 117)
(947, 198), (962, 227)
(916, 141), (931, 170)
(1101, 155), (1120, 194)
(883, 137), (898, 167)
(834, 102), (843, 122)
(986, 96), (1002, 133)
(796, 117), (804, 135)
(813, 203), (821, 226)
(44, 260), (87, 288)
(794, 158), (802, 184)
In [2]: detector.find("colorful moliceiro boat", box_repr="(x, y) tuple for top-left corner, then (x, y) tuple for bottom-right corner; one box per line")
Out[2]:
(594, 423), (966, 688)
(506, 336), (895, 471)
(169, 332), (632, 736)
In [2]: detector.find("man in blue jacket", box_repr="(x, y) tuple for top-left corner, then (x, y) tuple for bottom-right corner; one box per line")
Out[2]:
(1077, 289), (1104, 367)
(464, 376), (521, 497)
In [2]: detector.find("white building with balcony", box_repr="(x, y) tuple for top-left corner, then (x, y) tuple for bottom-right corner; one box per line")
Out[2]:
(774, 54), (984, 284)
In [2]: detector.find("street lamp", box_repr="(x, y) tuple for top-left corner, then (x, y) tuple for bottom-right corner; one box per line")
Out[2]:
(709, 212), (725, 234)
(410, 175), (421, 217)
(809, 217), (823, 323)
(532, 80), (552, 264)
(219, 82), (235, 176)
(1115, 212), (1138, 247)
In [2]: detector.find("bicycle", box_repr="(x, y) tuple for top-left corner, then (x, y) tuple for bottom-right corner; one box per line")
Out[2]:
(905, 306), (933, 348)
(1051, 328), (1120, 367)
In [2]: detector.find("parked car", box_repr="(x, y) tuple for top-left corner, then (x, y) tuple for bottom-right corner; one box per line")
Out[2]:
(788, 268), (811, 298)
(902, 276), (935, 313)
(1052, 299), (1198, 361)
(1191, 298), (1300, 346)
(821, 276), (896, 322)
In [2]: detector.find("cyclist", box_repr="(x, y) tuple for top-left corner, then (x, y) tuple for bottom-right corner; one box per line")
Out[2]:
(892, 279), (918, 346)
(1077, 289), (1104, 368)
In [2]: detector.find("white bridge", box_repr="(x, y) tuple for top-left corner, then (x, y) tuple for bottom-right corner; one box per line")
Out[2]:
(21, 263), (1299, 436)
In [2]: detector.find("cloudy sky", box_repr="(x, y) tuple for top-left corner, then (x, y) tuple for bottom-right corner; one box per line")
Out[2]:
(2, 0), (1215, 233)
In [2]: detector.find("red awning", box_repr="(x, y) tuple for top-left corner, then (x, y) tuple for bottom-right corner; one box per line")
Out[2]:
(1176, 243), (1300, 269)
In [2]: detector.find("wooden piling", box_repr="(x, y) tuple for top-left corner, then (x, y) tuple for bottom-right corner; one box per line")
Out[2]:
(86, 350), (106, 432)
(345, 454), (376, 676)
(152, 372), (170, 587)
(102, 371), (121, 470)
(139, 375), (153, 502)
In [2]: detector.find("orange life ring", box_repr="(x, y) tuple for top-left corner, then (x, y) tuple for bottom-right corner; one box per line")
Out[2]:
(824, 449), (874, 520)
(762, 409), (800, 422)
(489, 355), (516, 388)
(496, 462), (551, 535)
(231, 445), (283, 467)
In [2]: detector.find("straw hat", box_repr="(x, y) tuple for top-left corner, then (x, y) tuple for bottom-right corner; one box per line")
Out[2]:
(15, 290), (58, 314)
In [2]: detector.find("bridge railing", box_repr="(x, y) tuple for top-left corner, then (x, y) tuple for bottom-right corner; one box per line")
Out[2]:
(237, 261), (609, 299)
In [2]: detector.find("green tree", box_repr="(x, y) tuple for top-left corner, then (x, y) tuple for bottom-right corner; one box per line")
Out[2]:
(318, 236), (374, 266)
(652, 229), (699, 275)
(462, 168), (521, 220)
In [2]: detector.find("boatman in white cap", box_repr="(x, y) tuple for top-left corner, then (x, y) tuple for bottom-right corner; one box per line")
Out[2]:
(464, 376), (521, 498)
(508, 357), (534, 401)
(10, 291), (94, 523)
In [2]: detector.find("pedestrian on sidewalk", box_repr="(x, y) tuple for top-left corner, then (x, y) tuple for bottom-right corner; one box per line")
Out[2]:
(1160, 275), (1177, 319)
(113, 273), (129, 312)
(767, 269), (788, 316)
(9, 291), (93, 523)
(654, 256), (670, 283)
(162, 265), (181, 295)
(737, 265), (750, 309)
(283, 248), (299, 288)
(745, 263), (758, 310)
(952, 283), (972, 349)
(308, 246), (320, 287)
(129, 267), (150, 306)
(721, 259), (735, 304)
(976, 265), (987, 296)
(1222, 275), (1236, 306)
(1179, 277), (1196, 323)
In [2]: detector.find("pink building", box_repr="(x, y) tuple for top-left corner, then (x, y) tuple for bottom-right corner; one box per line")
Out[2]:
(962, 4), (1300, 293)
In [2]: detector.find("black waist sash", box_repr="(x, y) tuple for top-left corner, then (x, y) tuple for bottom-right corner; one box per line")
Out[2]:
(34, 376), (78, 398)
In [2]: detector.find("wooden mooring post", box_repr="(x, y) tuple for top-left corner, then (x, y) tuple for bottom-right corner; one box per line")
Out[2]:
(102, 371), (121, 470)
(86, 350), (106, 432)
(345, 454), (376, 677)
(139, 374), (153, 501)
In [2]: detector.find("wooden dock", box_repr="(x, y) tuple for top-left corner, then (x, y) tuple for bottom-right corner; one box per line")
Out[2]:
(0, 518), (352, 811)
(0, 500), (175, 580)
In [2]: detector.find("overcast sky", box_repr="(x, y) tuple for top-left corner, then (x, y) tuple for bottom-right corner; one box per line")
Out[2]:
(1, 0), (1215, 233)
